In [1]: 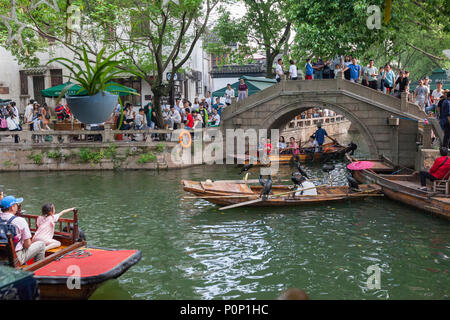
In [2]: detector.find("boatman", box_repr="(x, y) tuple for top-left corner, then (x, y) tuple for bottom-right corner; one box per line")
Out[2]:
(0, 196), (46, 265)
(313, 123), (328, 147)
(419, 146), (450, 191)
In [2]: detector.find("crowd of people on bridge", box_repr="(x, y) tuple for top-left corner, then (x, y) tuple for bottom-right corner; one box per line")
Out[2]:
(275, 56), (449, 114)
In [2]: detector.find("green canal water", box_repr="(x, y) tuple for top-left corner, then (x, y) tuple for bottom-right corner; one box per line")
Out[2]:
(0, 134), (449, 300)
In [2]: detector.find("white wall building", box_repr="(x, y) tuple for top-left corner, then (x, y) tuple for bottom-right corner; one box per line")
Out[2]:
(0, 39), (212, 112)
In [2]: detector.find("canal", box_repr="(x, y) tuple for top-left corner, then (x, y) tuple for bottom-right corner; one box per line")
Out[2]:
(0, 133), (449, 299)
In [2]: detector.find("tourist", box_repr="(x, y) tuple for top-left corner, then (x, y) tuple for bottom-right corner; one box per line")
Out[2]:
(134, 108), (147, 130)
(343, 56), (352, 80)
(7, 112), (21, 143)
(334, 64), (342, 79)
(184, 108), (194, 129)
(213, 97), (225, 115)
(117, 108), (131, 130)
(205, 91), (213, 113)
(0, 196), (46, 265)
(414, 79), (429, 111)
(277, 288), (310, 300)
(289, 60), (298, 80)
(313, 123), (328, 146)
(343, 57), (361, 83)
(378, 66), (385, 92)
(24, 100), (35, 131)
(305, 135), (320, 153)
(10, 101), (19, 119)
(312, 57), (324, 80)
(439, 92), (450, 148)
(32, 203), (76, 251)
(427, 81), (444, 115)
(384, 64), (395, 94)
(365, 59), (378, 90)
(198, 104), (208, 128)
(305, 58), (313, 80)
(224, 84), (235, 106)
(278, 136), (287, 154)
(275, 58), (284, 82)
(322, 60), (333, 79)
(238, 78), (248, 101)
(40, 103), (51, 130)
(143, 102), (154, 129)
(210, 108), (220, 127)
(169, 105), (182, 130)
(393, 71), (408, 98)
(419, 147), (450, 191)
(193, 98), (200, 111)
(288, 137), (299, 154)
(192, 110), (203, 129)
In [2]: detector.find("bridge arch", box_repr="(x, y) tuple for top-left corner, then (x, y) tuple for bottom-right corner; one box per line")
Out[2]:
(259, 99), (379, 158)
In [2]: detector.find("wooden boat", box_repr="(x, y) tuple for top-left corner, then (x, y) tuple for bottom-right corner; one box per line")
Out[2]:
(346, 154), (450, 219)
(0, 209), (141, 299)
(182, 179), (382, 207)
(233, 142), (355, 166)
(0, 265), (38, 300)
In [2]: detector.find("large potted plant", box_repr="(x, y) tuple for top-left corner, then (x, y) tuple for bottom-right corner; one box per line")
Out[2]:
(47, 48), (138, 124)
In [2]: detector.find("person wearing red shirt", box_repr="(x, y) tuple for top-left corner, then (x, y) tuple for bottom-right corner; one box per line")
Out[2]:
(185, 108), (194, 129)
(419, 147), (450, 190)
(265, 138), (272, 155)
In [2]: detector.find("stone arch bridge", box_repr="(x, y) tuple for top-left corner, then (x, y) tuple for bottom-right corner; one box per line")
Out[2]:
(221, 76), (439, 168)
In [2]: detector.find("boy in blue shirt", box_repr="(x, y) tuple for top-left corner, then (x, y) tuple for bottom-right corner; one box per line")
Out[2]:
(212, 97), (225, 116)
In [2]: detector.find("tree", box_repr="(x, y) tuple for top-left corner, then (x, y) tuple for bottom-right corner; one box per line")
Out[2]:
(205, 0), (292, 78)
(0, 0), (220, 128)
(286, 0), (449, 79)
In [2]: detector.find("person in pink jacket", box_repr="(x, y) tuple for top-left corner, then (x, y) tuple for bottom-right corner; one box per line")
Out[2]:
(32, 203), (76, 251)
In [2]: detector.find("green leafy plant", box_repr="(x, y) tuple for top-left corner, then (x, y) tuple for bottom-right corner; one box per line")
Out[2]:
(47, 150), (63, 160)
(78, 148), (104, 164)
(104, 144), (118, 159)
(47, 47), (136, 97)
(27, 152), (43, 165)
(136, 152), (157, 164)
(155, 143), (165, 153)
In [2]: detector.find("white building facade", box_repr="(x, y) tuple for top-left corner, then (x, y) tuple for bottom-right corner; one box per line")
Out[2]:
(0, 40), (212, 112)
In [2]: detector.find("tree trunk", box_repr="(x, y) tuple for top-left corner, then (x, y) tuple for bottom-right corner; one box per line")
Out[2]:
(266, 48), (275, 78)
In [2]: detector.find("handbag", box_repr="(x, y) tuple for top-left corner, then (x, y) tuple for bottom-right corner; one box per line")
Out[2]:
(0, 117), (7, 129)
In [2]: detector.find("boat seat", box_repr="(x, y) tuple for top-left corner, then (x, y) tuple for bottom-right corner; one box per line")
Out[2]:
(432, 179), (450, 195)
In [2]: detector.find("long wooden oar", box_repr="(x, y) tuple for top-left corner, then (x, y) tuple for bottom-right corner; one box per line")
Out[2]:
(219, 184), (327, 211)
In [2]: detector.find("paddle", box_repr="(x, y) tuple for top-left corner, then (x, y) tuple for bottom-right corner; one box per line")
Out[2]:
(326, 135), (338, 144)
(218, 184), (327, 211)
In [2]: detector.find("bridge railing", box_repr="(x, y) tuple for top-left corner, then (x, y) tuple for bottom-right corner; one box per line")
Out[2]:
(284, 115), (347, 130)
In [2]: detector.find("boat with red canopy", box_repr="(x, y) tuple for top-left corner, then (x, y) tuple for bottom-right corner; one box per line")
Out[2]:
(0, 209), (141, 299)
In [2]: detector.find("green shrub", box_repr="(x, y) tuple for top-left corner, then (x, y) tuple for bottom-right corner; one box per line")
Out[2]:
(27, 152), (43, 165)
(105, 144), (118, 159)
(137, 152), (157, 164)
(47, 150), (63, 160)
(78, 148), (104, 164)
(155, 143), (165, 153)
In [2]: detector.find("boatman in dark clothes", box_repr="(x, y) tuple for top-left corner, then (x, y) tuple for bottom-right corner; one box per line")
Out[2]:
(419, 147), (450, 191)
(439, 92), (450, 148)
(313, 123), (328, 147)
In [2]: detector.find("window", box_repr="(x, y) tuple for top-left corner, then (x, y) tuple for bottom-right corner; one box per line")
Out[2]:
(50, 69), (63, 87)
(19, 71), (28, 95)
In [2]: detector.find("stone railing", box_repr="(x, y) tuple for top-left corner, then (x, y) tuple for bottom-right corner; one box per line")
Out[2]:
(283, 115), (347, 130)
(0, 127), (207, 146)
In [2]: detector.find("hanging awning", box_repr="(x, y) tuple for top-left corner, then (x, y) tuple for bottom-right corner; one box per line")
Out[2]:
(41, 81), (137, 97)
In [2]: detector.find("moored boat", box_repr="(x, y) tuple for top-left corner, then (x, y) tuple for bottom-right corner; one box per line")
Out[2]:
(0, 209), (141, 299)
(346, 155), (450, 219)
(182, 179), (382, 208)
(233, 142), (356, 166)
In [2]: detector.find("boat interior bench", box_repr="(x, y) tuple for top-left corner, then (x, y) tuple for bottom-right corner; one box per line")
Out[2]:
(0, 210), (82, 268)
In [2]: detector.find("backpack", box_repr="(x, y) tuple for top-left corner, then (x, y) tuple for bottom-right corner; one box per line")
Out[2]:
(0, 216), (18, 244)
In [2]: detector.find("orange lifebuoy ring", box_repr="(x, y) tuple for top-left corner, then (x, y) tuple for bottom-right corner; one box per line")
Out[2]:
(179, 130), (192, 148)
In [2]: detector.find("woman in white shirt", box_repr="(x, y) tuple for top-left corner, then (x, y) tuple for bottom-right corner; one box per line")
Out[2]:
(289, 60), (298, 80)
(193, 98), (200, 111)
(7, 113), (21, 143)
